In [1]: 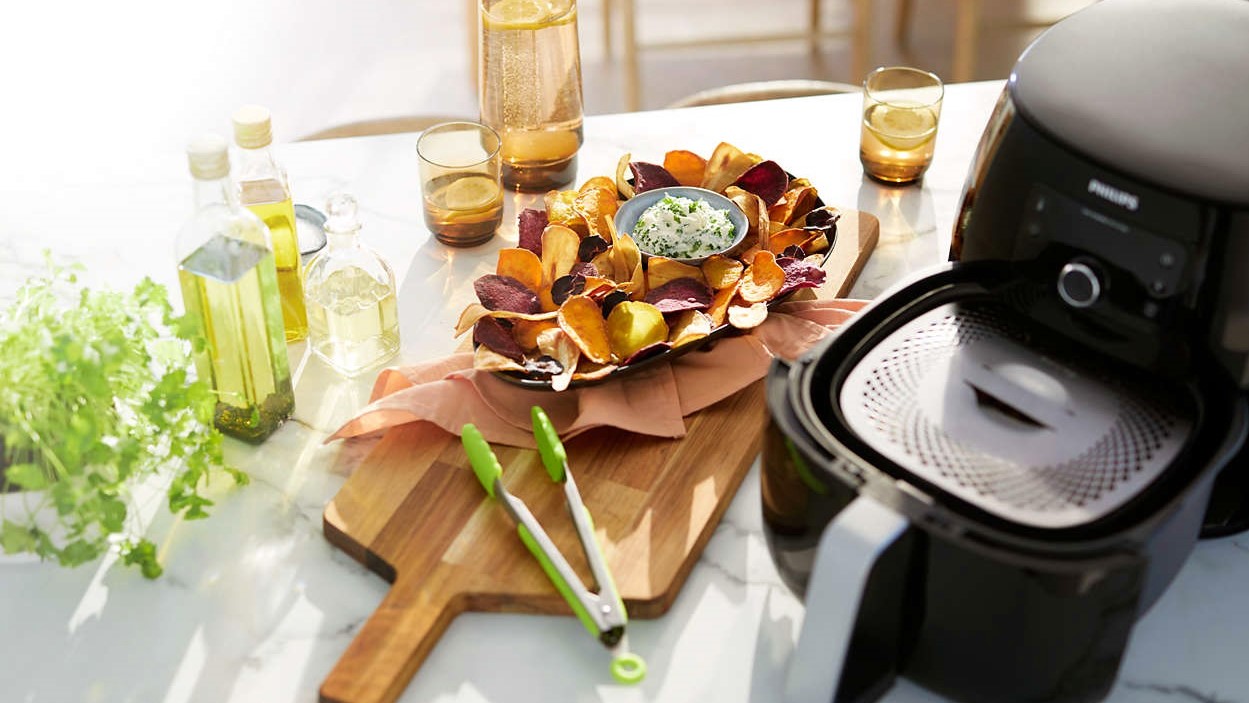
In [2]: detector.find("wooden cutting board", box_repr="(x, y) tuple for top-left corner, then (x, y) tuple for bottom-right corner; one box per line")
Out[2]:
(319, 211), (880, 703)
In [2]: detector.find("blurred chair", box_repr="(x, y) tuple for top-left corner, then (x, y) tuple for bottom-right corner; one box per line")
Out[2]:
(616, 0), (874, 111)
(667, 79), (859, 109)
(298, 116), (467, 141)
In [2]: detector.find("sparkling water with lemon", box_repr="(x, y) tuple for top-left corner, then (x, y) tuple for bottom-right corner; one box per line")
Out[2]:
(479, 0), (584, 191)
(422, 172), (505, 245)
(860, 101), (939, 183)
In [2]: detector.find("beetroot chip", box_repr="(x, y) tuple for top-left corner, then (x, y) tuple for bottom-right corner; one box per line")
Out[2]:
(600, 289), (630, 317)
(518, 208), (548, 257)
(643, 277), (713, 313)
(474, 274), (541, 313)
(622, 341), (672, 366)
(803, 206), (840, 240)
(570, 261), (598, 277)
(776, 257), (827, 298)
(781, 245), (806, 259)
(473, 317), (525, 361)
(551, 272), (587, 307)
(578, 235), (610, 263)
(732, 160), (788, 206)
(629, 162), (681, 194)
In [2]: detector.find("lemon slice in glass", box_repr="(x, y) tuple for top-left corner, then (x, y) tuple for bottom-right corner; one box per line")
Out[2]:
(442, 176), (501, 211)
(867, 103), (938, 151)
(484, 0), (571, 29)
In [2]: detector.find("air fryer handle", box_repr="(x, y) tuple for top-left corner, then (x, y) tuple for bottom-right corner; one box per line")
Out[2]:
(784, 496), (914, 703)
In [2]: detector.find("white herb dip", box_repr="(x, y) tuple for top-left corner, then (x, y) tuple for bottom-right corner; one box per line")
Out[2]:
(632, 195), (736, 259)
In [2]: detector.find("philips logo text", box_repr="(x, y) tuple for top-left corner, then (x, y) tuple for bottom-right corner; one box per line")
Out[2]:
(1087, 179), (1139, 211)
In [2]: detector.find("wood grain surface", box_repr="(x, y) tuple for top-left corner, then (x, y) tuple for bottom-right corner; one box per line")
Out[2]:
(319, 211), (879, 703)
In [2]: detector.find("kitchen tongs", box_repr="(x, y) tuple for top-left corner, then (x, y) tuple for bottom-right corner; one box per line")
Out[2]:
(461, 407), (646, 684)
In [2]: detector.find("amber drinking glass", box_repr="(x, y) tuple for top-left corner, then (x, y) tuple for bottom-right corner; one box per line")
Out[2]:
(479, 0), (584, 192)
(859, 67), (944, 184)
(417, 121), (504, 247)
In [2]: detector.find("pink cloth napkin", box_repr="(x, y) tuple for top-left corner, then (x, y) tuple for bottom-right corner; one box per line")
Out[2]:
(328, 299), (869, 448)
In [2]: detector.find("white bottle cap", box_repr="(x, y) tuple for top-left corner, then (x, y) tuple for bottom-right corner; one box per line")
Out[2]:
(232, 104), (274, 148)
(186, 134), (230, 180)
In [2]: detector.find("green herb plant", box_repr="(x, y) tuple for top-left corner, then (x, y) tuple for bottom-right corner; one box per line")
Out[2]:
(0, 257), (247, 578)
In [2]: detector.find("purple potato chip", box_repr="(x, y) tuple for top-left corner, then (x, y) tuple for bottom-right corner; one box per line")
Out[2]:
(600, 290), (630, 317)
(775, 257), (827, 298)
(629, 162), (681, 194)
(643, 277), (713, 313)
(473, 316), (526, 361)
(781, 244), (806, 260)
(621, 341), (672, 366)
(518, 208), (548, 257)
(474, 274), (542, 314)
(570, 261), (598, 278)
(523, 355), (564, 378)
(732, 160), (788, 206)
(551, 272), (587, 307)
(577, 235), (610, 263)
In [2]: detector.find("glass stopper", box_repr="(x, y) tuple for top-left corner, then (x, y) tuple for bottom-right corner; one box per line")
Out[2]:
(324, 192), (360, 234)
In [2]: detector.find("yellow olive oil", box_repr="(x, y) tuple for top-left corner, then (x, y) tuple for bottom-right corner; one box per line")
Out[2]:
(179, 233), (295, 442)
(240, 179), (308, 341)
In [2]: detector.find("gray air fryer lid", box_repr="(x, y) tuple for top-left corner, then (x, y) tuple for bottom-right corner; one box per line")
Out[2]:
(1010, 0), (1249, 206)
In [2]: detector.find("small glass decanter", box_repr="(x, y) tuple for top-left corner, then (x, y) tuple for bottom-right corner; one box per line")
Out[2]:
(303, 193), (400, 376)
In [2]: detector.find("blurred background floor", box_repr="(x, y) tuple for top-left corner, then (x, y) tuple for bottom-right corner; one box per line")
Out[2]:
(0, 0), (1093, 186)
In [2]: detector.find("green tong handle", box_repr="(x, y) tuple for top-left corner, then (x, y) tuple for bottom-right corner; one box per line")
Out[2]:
(461, 423), (502, 497)
(531, 406), (567, 482)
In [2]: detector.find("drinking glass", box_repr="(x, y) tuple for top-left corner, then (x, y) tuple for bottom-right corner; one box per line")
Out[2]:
(478, 0), (584, 192)
(417, 121), (504, 247)
(859, 67), (944, 184)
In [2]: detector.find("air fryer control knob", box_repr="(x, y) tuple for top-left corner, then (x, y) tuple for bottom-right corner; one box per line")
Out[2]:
(1057, 262), (1102, 308)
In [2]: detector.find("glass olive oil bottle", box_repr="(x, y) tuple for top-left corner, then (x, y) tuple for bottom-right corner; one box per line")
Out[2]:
(232, 105), (308, 342)
(178, 135), (294, 443)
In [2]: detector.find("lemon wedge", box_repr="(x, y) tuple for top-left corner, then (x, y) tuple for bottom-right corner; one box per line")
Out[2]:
(442, 176), (501, 211)
(866, 103), (937, 151)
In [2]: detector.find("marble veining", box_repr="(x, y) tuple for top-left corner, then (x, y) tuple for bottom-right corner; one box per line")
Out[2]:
(1, 81), (1245, 703)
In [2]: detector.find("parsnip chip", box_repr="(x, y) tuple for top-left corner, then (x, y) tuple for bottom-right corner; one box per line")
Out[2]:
(454, 306), (559, 337)
(557, 295), (612, 364)
(579, 176), (617, 195)
(646, 256), (705, 292)
(536, 327), (581, 392)
(541, 225), (580, 284)
(701, 142), (761, 193)
(544, 189), (587, 235)
(707, 282), (739, 327)
(739, 250), (786, 303)
(725, 185), (770, 253)
(728, 301), (769, 330)
(668, 310), (713, 348)
(768, 185), (819, 225)
(572, 360), (619, 382)
(474, 344), (526, 373)
(573, 183), (618, 241)
(615, 152), (635, 200)
(606, 300), (669, 361)
(663, 149), (707, 187)
(612, 233), (644, 296)
(513, 318), (559, 351)
(800, 232), (830, 255)
(699, 255), (743, 291)
(497, 247), (544, 293)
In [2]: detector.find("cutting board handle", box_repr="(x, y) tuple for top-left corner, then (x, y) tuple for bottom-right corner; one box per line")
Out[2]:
(320, 578), (458, 703)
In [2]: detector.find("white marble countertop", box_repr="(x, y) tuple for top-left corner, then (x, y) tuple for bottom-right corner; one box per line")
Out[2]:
(2, 80), (1246, 703)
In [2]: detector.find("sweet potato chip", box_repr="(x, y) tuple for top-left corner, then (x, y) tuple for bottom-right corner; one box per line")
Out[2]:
(643, 277), (713, 313)
(615, 152), (635, 200)
(573, 182), (618, 241)
(739, 250), (786, 303)
(454, 303), (558, 337)
(557, 295), (612, 364)
(701, 142), (760, 194)
(607, 300), (669, 361)
(769, 185), (819, 225)
(646, 256), (705, 292)
(497, 247), (544, 293)
(725, 185), (770, 253)
(512, 318), (559, 351)
(728, 301), (769, 330)
(629, 161), (680, 194)
(536, 327), (581, 392)
(701, 255), (744, 290)
(663, 149), (707, 187)
(517, 208), (548, 256)
(707, 282), (738, 327)
(474, 344), (526, 373)
(622, 342), (672, 366)
(544, 189), (587, 235)
(541, 225), (580, 284)
(473, 317), (525, 361)
(800, 232), (830, 255)
(668, 309), (713, 348)
(612, 234), (645, 296)
(733, 160), (789, 207)
(579, 176), (617, 195)
(474, 274), (541, 313)
(572, 360), (619, 382)
(767, 228), (810, 255)
(776, 256), (828, 297)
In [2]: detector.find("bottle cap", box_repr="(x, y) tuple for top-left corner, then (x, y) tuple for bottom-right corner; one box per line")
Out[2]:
(324, 192), (361, 234)
(186, 134), (230, 180)
(232, 104), (274, 148)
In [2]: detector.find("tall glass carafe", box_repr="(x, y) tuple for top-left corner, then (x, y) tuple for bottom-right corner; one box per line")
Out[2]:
(479, 0), (584, 192)
(232, 104), (308, 341)
(177, 135), (294, 443)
